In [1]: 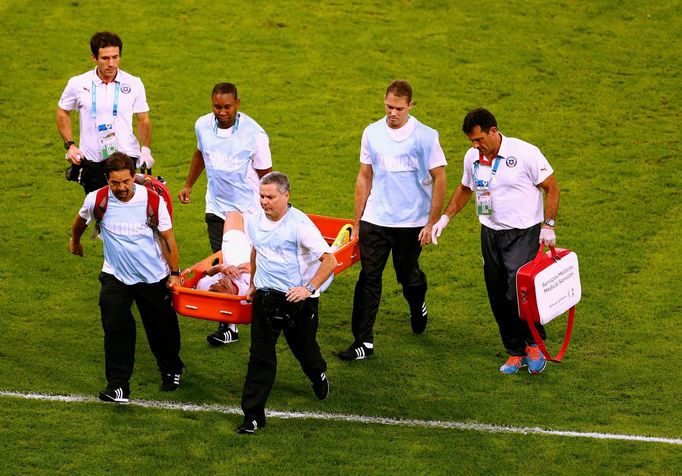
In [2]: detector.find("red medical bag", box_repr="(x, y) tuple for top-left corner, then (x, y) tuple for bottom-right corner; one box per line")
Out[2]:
(516, 245), (581, 362)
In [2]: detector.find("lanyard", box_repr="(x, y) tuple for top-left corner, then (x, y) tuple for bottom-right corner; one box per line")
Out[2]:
(91, 81), (120, 120)
(473, 155), (502, 188)
(212, 112), (240, 135)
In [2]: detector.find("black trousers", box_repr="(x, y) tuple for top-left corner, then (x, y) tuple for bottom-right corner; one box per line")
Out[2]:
(241, 290), (327, 425)
(350, 220), (427, 344)
(98, 272), (184, 391)
(205, 213), (225, 254)
(480, 224), (546, 356)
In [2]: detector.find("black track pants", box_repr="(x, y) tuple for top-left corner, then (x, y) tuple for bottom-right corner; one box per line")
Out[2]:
(480, 224), (546, 356)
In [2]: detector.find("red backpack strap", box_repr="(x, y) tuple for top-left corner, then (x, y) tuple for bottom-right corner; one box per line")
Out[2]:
(93, 186), (109, 234)
(146, 188), (160, 231)
(145, 188), (172, 253)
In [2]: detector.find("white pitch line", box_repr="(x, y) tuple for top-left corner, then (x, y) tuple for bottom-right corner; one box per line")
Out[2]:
(2, 390), (681, 446)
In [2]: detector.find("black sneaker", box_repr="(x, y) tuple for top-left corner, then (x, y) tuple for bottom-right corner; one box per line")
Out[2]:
(236, 419), (259, 434)
(410, 302), (428, 334)
(207, 324), (239, 346)
(338, 343), (374, 361)
(99, 387), (130, 404)
(312, 372), (330, 400)
(160, 373), (181, 391)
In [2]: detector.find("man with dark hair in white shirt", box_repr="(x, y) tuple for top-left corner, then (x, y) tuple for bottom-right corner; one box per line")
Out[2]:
(57, 32), (154, 193)
(69, 152), (184, 403)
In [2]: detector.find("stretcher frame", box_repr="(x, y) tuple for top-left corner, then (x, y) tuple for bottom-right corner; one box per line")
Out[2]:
(172, 214), (360, 324)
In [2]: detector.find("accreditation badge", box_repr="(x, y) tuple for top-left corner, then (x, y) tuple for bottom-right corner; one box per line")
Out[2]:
(475, 181), (493, 216)
(98, 123), (119, 158)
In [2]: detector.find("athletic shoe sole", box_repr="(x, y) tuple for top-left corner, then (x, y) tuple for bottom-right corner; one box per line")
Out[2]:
(207, 332), (239, 346)
(337, 346), (373, 361)
(528, 361), (547, 374)
(99, 389), (129, 404)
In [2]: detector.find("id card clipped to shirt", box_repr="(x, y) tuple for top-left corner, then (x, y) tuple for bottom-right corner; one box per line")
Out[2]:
(473, 156), (501, 216)
(92, 81), (121, 159)
(475, 182), (493, 216)
(98, 123), (119, 159)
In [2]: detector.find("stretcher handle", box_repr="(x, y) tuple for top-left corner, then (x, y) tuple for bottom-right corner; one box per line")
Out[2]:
(527, 306), (575, 363)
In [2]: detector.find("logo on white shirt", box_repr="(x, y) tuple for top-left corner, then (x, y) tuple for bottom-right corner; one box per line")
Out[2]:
(377, 153), (418, 172)
(103, 222), (153, 237)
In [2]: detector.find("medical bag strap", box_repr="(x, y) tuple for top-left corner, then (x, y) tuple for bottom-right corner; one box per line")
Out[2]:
(527, 306), (575, 363)
(525, 243), (575, 363)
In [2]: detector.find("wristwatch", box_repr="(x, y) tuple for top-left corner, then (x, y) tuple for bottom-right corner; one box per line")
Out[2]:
(64, 140), (75, 150)
(305, 283), (316, 294)
(170, 269), (181, 276)
(543, 219), (555, 227)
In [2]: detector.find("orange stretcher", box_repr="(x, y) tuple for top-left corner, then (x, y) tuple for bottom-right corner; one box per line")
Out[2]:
(172, 214), (360, 324)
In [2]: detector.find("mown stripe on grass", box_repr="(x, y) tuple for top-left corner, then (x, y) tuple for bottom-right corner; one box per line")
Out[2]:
(2, 390), (680, 446)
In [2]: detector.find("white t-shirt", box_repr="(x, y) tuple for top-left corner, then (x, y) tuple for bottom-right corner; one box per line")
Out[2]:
(79, 185), (172, 284)
(245, 207), (333, 296)
(195, 112), (272, 217)
(360, 117), (446, 162)
(360, 116), (447, 227)
(58, 68), (150, 162)
(461, 133), (553, 230)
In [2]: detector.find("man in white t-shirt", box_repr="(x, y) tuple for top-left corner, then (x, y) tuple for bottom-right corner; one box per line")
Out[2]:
(432, 108), (560, 375)
(69, 152), (184, 403)
(57, 32), (154, 193)
(338, 80), (447, 361)
(236, 172), (336, 434)
(178, 82), (272, 345)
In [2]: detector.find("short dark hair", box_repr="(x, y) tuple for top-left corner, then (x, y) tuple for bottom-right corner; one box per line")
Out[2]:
(90, 32), (123, 58)
(462, 108), (497, 134)
(212, 82), (239, 99)
(385, 79), (412, 103)
(260, 171), (290, 194)
(104, 152), (136, 178)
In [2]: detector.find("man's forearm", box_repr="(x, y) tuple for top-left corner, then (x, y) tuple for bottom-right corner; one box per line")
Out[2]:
(249, 248), (257, 287)
(56, 108), (74, 142)
(71, 215), (88, 241)
(309, 253), (337, 290)
(184, 150), (206, 188)
(444, 184), (473, 219)
(159, 229), (180, 271)
(428, 166), (447, 225)
(353, 166), (372, 226)
(136, 113), (152, 148)
(539, 175), (560, 221)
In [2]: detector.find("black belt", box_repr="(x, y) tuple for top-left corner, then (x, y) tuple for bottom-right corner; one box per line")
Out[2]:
(256, 288), (288, 298)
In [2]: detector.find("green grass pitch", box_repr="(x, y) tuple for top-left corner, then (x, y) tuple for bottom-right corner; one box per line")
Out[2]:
(0, 0), (681, 473)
